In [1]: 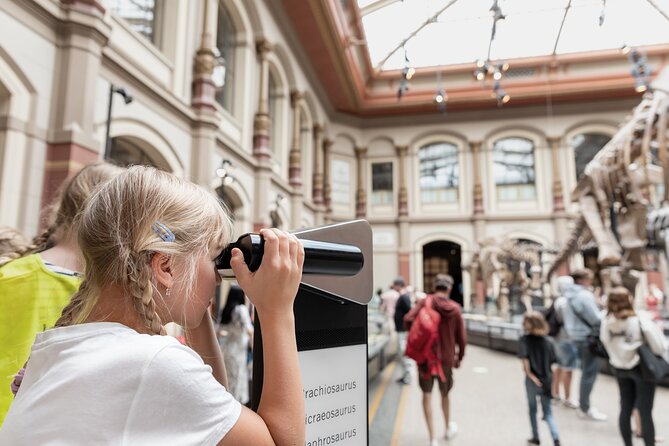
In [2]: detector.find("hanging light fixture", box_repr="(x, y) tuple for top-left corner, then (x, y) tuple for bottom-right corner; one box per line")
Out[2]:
(493, 80), (510, 106)
(627, 48), (652, 93)
(398, 47), (414, 100)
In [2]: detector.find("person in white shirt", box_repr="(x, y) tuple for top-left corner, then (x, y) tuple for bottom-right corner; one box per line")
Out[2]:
(0, 166), (305, 446)
(600, 287), (668, 446)
(380, 276), (405, 320)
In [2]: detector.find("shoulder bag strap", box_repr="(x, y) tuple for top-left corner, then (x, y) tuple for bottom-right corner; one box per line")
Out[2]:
(568, 296), (592, 329)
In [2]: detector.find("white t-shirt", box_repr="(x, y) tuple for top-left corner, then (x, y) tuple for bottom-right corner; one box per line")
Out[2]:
(0, 322), (241, 445)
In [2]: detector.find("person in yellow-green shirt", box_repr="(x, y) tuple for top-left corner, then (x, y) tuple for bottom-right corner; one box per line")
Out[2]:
(0, 162), (122, 424)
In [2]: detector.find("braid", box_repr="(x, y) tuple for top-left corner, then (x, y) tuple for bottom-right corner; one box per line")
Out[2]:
(54, 279), (95, 328)
(31, 224), (57, 253)
(0, 226), (37, 267)
(127, 253), (165, 335)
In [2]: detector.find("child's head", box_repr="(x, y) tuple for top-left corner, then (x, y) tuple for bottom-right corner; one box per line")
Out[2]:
(0, 226), (31, 266)
(39, 162), (124, 249)
(522, 311), (548, 336)
(606, 286), (635, 319)
(56, 165), (233, 334)
(0, 163), (122, 266)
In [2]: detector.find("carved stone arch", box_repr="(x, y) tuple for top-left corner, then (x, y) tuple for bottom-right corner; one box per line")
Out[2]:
(267, 58), (290, 172)
(108, 118), (184, 176)
(271, 44), (297, 90)
(564, 122), (618, 187)
(409, 130), (468, 155)
(219, 0), (254, 46)
(301, 91), (322, 125)
(332, 132), (357, 155)
(484, 124), (546, 146)
(504, 231), (549, 247)
(415, 233), (470, 306)
(0, 47), (38, 232)
(214, 179), (250, 235)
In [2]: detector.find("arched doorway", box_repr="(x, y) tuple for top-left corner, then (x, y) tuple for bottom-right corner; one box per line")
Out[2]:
(423, 240), (463, 306)
(108, 136), (171, 171)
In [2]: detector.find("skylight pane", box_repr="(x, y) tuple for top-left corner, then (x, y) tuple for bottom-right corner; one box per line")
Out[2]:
(358, 0), (669, 71)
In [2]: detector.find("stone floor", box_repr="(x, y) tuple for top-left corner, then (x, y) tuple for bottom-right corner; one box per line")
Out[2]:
(369, 345), (669, 446)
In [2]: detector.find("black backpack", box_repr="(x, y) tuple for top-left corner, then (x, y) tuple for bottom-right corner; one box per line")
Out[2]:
(543, 301), (562, 337)
(394, 293), (412, 332)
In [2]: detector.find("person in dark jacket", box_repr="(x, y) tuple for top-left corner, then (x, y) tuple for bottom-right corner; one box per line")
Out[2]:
(394, 286), (413, 385)
(404, 274), (466, 445)
(519, 312), (561, 446)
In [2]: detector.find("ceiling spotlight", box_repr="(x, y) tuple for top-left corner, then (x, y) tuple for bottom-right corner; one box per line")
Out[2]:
(434, 88), (447, 113)
(476, 59), (486, 68)
(493, 80), (510, 106)
(621, 44), (631, 55)
(405, 66), (416, 80)
(493, 69), (502, 80)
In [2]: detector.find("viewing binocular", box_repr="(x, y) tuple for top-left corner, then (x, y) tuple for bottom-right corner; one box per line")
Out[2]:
(216, 233), (365, 278)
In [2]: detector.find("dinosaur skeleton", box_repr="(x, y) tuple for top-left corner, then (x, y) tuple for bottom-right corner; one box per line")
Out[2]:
(468, 236), (542, 316)
(548, 68), (669, 289)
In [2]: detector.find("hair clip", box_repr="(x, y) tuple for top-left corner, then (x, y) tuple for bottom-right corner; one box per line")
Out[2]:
(152, 221), (175, 242)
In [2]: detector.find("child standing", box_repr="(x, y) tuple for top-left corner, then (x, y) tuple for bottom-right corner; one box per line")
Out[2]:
(519, 312), (561, 446)
(0, 166), (305, 445)
(0, 162), (122, 424)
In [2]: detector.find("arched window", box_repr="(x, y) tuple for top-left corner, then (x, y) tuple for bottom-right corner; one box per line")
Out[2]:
(215, 4), (236, 112)
(493, 137), (536, 201)
(570, 132), (610, 180)
(418, 142), (459, 204)
(109, 137), (168, 171)
(268, 72), (279, 153)
(108, 0), (162, 46)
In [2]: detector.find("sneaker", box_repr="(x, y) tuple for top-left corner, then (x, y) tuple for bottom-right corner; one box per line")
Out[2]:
(527, 439), (540, 445)
(429, 440), (439, 446)
(445, 421), (458, 439)
(563, 399), (579, 409)
(579, 407), (607, 421)
(396, 374), (411, 385)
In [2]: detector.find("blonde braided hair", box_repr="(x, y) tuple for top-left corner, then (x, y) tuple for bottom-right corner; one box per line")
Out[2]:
(56, 166), (232, 334)
(0, 163), (122, 267)
(0, 226), (31, 266)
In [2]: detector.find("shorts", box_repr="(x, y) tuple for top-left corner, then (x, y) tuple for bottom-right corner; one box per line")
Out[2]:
(418, 364), (454, 394)
(557, 340), (578, 370)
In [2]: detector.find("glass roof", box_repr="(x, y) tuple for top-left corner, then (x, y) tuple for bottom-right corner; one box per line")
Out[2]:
(358, 0), (669, 71)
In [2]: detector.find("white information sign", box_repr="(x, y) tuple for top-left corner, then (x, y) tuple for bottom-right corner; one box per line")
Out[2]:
(299, 344), (367, 446)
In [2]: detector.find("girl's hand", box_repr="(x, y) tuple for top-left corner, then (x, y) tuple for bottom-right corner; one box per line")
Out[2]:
(230, 229), (304, 318)
(530, 375), (542, 387)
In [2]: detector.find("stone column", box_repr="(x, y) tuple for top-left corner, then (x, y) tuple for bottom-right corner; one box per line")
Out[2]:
(312, 124), (324, 205)
(252, 39), (273, 160)
(395, 144), (409, 217)
(547, 136), (566, 213)
(43, 0), (110, 210)
(190, 0), (220, 188)
(323, 138), (333, 217)
(548, 136), (569, 271)
(288, 90), (303, 188)
(191, 0), (219, 112)
(470, 140), (486, 310)
(471, 140), (484, 215)
(354, 146), (367, 219)
(312, 124), (325, 225)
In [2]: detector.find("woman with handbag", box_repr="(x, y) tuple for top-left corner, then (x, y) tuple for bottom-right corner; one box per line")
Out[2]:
(600, 287), (668, 446)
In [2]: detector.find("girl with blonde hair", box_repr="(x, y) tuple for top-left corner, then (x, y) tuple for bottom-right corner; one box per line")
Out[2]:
(0, 162), (122, 424)
(518, 312), (561, 446)
(600, 287), (668, 446)
(0, 226), (30, 265)
(0, 165), (305, 446)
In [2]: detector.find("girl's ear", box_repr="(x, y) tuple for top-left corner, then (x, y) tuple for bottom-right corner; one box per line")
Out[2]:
(151, 252), (174, 289)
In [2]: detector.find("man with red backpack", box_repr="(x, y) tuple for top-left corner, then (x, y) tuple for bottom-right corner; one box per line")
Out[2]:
(404, 274), (466, 446)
